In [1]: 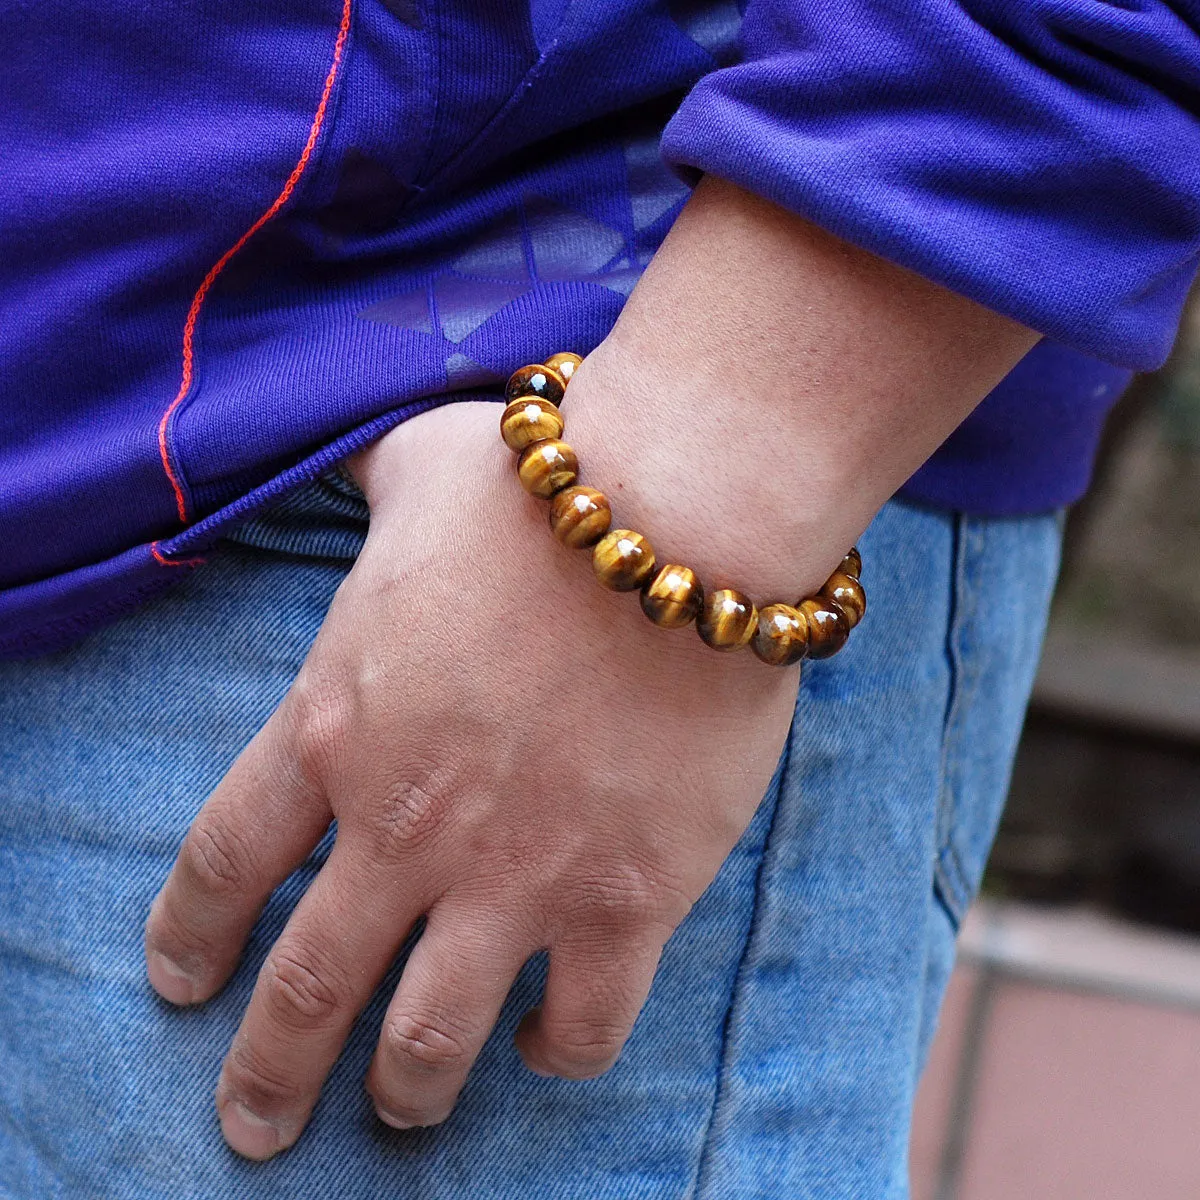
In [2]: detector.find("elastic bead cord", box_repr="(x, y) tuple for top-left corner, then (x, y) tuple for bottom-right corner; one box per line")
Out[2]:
(501, 357), (866, 666)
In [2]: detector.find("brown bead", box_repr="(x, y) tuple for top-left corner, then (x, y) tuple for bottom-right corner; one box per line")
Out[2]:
(841, 547), (862, 579)
(697, 588), (757, 652)
(640, 564), (702, 629)
(798, 597), (850, 659)
(821, 571), (866, 629)
(751, 603), (809, 666)
(592, 529), (656, 591)
(500, 396), (564, 452)
(549, 485), (611, 548)
(544, 351), (584, 383)
(505, 363), (567, 405)
(516, 439), (578, 498)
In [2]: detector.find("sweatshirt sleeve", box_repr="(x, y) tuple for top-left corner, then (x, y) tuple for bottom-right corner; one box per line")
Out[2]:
(660, 0), (1200, 370)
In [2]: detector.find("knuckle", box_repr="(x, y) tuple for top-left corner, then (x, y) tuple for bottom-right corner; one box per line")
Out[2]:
(571, 860), (688, 930)
(261, 947), (348, 1029)
(288, 670), (352, 780)
(224, 1037), (300, 1112)
(145, 900), (211, 962)
(368, 780), (451, 859)
(543, 1021), (624, 1079)
(381, 1010), (473, 1074)
(181, 811), (257, 897)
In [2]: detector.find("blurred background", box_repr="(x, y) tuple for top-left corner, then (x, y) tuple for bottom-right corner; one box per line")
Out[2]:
(909, 299), (1200, 1198)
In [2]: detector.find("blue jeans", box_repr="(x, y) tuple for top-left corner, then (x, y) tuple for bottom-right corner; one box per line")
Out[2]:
(0, 478), (1061, 1198)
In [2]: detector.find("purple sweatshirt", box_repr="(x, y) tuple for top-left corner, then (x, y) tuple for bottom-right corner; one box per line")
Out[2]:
(2, 0), (1198, 657)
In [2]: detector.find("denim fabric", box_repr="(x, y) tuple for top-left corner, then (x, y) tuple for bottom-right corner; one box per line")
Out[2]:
(0, 480), (1060, 1198)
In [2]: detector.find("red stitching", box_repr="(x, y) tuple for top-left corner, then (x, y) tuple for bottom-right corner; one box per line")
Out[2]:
(150, 542), (207, 569)
(157, 0), (353, 525)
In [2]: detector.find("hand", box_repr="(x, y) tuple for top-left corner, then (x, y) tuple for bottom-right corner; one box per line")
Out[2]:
(143, 176), (1037, 1160)
(144, 398), (802, 1159)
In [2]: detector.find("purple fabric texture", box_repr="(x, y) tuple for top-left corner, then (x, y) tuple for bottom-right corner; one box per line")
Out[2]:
(0, 0), (1195, 656)
(662, 0), (1200, 370)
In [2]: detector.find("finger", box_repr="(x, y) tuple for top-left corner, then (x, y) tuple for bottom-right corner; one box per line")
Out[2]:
(144, 702), (331, 1006)
(514, 936), (663, 1080)
(366, 905), (531, 1130)
(216, 846), (419, 1160)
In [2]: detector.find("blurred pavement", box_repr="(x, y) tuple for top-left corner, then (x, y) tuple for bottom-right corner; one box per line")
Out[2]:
(911, 901), (1200, 1199)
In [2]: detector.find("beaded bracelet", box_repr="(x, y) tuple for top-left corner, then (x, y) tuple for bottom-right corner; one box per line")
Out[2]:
(499, 354), (865, 667)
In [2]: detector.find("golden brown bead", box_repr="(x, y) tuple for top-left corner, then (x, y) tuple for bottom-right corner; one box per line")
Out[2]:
(820, 571), (866, 629)
(505, 363), (567, 405)
(549, 485), (612, 548)
(500, 396), (564, 452)
(516, 439), (578, 498)
(841, 547), (862, 579)
(640, 564), (702, 629)
(544, 351), (584, 383)
(751, 603), (809, 666)
(592, 529), (656, 591)
(697, 588), (757, 651)
(798, 597), (850, 659)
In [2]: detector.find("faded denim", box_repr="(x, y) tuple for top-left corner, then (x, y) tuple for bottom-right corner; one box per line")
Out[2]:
(0, 476), (1061, 1198)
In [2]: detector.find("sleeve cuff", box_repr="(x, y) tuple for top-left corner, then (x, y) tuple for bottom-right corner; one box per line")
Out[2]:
(660, 2), (1200, 371)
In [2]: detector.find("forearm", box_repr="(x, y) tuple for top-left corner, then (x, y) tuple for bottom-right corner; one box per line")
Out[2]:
(561, 176), (1040, 599)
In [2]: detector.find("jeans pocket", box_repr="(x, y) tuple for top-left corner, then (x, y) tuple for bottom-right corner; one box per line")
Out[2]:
(933, 511), (1063, 930)
(224, 469), (370, 563)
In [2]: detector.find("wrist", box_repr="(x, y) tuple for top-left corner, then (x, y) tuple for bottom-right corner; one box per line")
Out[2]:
(547, 175), (1037, 601)
(561, 340), (859, 602)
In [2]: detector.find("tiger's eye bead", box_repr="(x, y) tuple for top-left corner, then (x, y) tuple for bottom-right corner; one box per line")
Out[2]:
(841, 547), (862, 579)
(500, 396), (564, 453)
(516, 439), (578, 498)
(505, 363), (567, 405)
(640, 564), (702, 629)
(593, 529), (656, 591)
(544, 351), (584, 383)
(697, 589), (757, 651)
(751, 603), (809, 666)
(798, 597), (850, 659)
(549, 485), (611, 548)
(821, 571), (866, 629)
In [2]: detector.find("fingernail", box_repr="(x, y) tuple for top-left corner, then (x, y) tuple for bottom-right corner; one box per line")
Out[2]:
(219, 1100), (288, 1160)
(375, 1105), (417, 1131)
(147, 950), (197, 1006)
